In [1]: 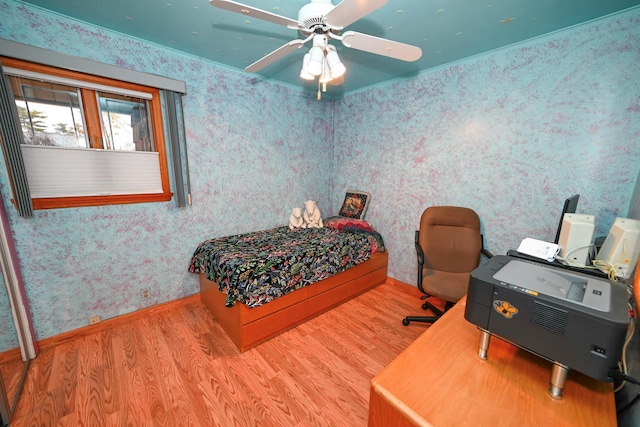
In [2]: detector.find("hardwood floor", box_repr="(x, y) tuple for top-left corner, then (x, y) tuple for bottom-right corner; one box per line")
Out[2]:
(0, 354), (24, 418)
(6, 282), (437, 426)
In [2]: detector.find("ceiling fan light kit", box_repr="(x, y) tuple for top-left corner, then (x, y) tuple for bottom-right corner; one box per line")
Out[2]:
(209, 0), (422, 99)
(300, 53), (315, 80)
(306, 36), (327, 76)
(319, 63), (333, 84)
(325, 45), (346, 79)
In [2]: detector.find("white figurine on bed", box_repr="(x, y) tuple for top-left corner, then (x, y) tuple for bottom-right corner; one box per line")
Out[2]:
(289, 207), (305, 230)
(303, 200), (323, 228)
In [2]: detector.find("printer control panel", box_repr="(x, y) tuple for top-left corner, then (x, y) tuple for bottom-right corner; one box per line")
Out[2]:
(493, 260), (611, 312)
(504, 283), (539, 297)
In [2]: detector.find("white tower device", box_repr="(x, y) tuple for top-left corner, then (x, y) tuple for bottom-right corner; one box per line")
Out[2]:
(595, 217), (640, 279)
(558, 213), (595, 267)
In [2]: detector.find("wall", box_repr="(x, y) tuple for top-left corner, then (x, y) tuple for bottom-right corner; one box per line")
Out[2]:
(0, 274), (18, 352)
(628, 168), (640, 219)
(0, 0), (333, 348)
(333, 9), (640, 285)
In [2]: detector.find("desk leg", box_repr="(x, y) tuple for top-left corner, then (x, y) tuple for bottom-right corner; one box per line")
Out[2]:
(478, 330), (491, 360)
(549, 362), (569, 399)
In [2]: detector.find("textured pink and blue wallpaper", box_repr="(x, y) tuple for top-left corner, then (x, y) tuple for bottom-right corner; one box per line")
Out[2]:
(0, 0), (639, 351)
(333, 9), (640, 286)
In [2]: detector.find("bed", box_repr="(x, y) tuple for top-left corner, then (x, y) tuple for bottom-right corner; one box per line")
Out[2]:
(189, 216), (388, 351)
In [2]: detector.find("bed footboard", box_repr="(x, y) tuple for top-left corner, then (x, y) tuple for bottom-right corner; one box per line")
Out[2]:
(200, 251), (388, 352)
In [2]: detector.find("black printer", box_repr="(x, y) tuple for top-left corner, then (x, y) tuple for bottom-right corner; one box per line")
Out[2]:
(465, 255), (630, 398)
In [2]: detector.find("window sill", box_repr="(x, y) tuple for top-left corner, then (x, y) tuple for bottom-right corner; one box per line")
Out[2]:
(28, 192), (173, 210)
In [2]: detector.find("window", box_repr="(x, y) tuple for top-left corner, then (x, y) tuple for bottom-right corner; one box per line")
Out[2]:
(1, 57), (172, 210)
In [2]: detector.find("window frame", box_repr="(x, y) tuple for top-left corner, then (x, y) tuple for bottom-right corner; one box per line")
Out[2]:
(1, 57), (172, 210)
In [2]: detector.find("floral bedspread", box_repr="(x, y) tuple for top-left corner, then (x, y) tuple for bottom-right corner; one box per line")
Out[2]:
(188, 226), (384, 308)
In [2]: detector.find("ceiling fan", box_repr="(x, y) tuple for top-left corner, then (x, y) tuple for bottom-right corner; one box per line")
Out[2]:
(209, 0), (422, 96)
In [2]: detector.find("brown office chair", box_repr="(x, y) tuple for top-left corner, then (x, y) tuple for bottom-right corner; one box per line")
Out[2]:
(402, 206), (492, 326)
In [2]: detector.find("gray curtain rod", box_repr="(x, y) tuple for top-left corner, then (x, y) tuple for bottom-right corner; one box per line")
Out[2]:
(0, 38), (186, 94)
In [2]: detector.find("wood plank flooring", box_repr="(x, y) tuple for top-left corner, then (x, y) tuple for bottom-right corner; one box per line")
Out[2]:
(5, 282), (439, 426)
(0, 354), (24, 418)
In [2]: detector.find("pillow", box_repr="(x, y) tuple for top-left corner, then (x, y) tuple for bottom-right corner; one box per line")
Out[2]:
(338, 190), (371, 219)
(324, 216), (375, 232)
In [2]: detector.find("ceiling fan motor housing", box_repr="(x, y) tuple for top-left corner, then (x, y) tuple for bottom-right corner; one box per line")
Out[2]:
(298, 0), (335, 31)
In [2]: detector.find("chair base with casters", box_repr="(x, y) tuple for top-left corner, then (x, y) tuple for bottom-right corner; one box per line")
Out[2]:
(402, 299), (453, 326)
(402, 206), (492, 327)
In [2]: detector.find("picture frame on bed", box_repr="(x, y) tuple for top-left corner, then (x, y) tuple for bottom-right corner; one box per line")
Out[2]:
(338, 190), (371, 220)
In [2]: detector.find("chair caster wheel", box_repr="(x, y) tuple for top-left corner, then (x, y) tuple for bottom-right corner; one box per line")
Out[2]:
(402, 319), (410, 326)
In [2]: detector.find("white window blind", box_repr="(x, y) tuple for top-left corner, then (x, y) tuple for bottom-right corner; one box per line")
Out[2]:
(21, 145), (163, 198)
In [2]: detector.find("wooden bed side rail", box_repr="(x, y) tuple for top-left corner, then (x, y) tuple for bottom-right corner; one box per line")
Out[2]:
(200, 251), (389, 352)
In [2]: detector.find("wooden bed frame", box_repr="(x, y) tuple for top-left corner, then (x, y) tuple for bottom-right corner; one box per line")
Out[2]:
(199, 250), (388, 352)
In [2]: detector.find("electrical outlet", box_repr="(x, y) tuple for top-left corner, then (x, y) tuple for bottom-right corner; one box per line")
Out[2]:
(141, 288), (150, 299)
(89, 316), (101, 325)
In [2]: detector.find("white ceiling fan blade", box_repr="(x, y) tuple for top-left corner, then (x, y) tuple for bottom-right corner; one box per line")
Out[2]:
(324, 0), (387, 30)
(341, 31), (422, 62)
(245, 39), (306, 73)
(209, 0), (301, 29)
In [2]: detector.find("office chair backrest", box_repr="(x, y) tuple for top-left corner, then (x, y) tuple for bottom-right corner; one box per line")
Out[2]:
(419, 206), (482, 274)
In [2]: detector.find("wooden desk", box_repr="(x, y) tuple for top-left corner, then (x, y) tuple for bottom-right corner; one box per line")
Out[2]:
(368, 299), (616, 427)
